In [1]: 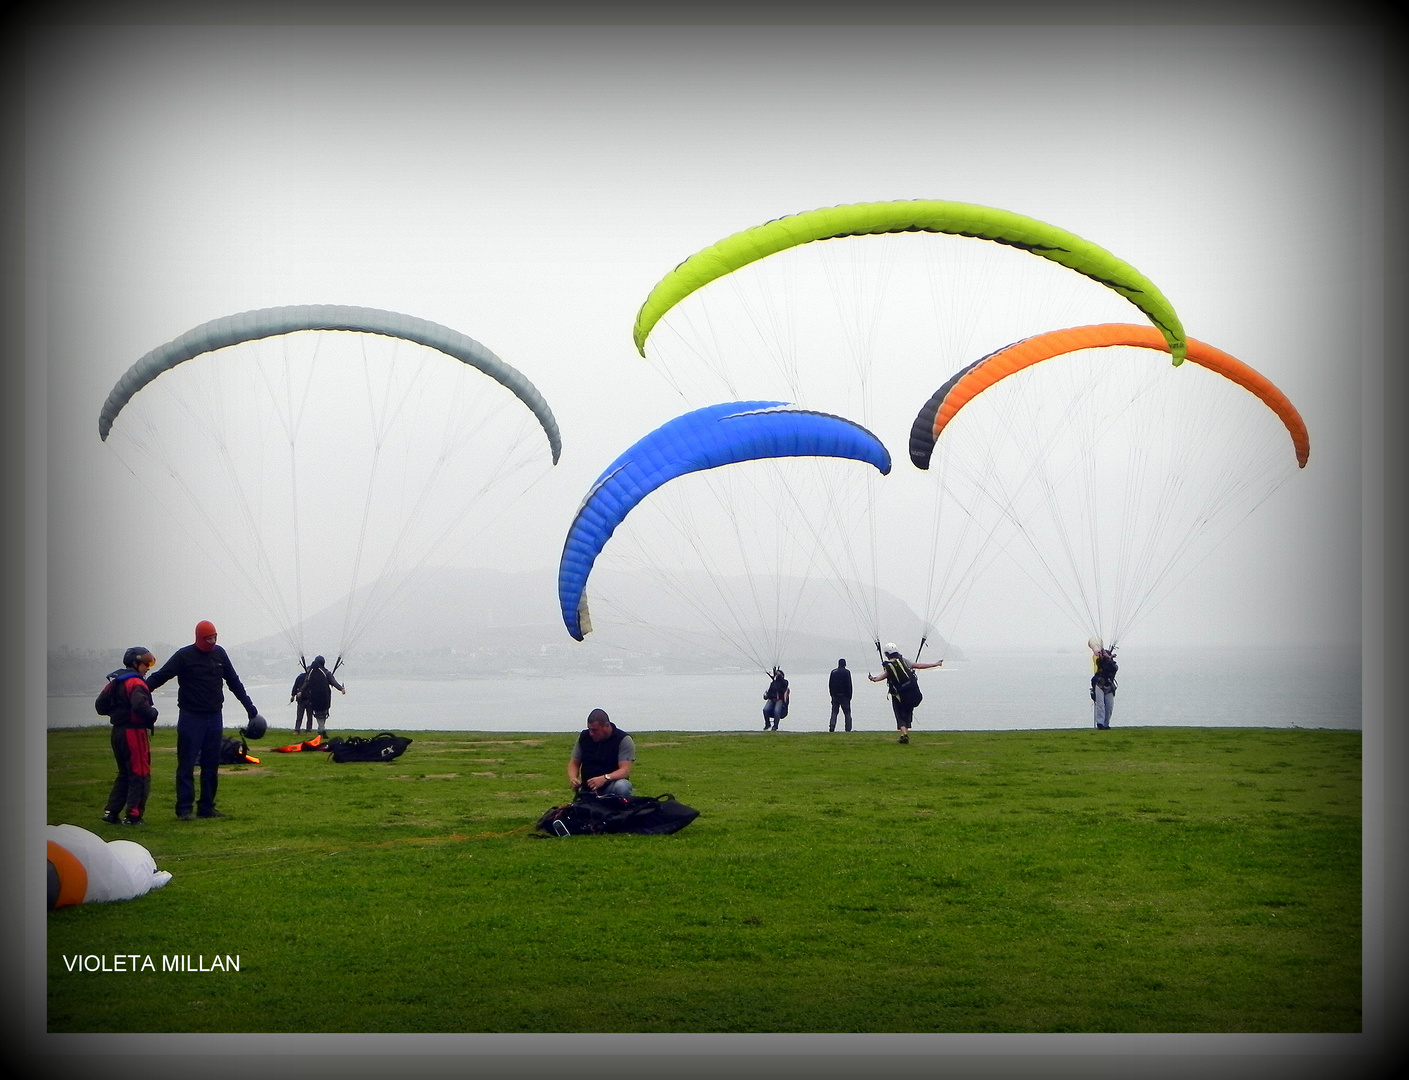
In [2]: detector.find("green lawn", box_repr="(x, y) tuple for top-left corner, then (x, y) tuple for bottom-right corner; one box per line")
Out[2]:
(46, 724), (1361, 1032)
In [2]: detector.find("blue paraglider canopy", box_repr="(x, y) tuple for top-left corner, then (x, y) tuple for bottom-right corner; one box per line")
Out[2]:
(558, 401), (892, 641)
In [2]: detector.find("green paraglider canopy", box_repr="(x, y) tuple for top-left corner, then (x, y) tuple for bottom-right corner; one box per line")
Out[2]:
(632, 199), (1186, 365)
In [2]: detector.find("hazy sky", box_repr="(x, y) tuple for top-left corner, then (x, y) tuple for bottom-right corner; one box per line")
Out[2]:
(31, 19), (1375, 654)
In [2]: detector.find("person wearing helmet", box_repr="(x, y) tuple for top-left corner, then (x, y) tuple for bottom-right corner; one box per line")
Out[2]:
(300, 655), (346, 739)
(146, 620), (265, 820)
(868, 643), (942, 743)
(762, 667), (790, 731)
(96, 647), (159, 827)
(1088, 638), (1119, 729)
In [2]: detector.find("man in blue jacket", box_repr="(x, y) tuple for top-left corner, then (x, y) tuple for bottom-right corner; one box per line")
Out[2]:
(146, 620), (264, 820)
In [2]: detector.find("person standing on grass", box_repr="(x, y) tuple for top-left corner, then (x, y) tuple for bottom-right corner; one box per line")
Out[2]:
(301, 654), (345, 738)
(1089, 638), (1118, 729)
(568, 708), (635, 797)
(828, 658), (854, 732)
(868, 643), (941, 743)
(97, 646), (160, 828)
(146, 620), (264, 820)
(290, 667), (312, 734)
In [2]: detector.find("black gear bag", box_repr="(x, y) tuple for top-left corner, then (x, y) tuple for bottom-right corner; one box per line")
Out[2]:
(326, 732), (412, 763)
(536, 792), (700, 837)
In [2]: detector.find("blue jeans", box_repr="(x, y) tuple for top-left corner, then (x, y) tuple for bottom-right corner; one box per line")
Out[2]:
(176, 710), (224, 815)
(1093, 690), (1115, 728)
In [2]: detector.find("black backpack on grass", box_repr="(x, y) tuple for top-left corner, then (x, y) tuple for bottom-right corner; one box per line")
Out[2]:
(219, 736), (256, 765)
(536, 793), (700, 837)
(326, 732), (412, 763)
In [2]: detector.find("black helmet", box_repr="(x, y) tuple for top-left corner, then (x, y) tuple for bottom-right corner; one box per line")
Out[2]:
(312, 655), (325, 668)
(241, 713), (268, 740)
(123, 646), (155, 670)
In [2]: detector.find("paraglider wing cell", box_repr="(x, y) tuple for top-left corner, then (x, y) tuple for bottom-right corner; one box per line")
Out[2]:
(558, 401), (893, 640)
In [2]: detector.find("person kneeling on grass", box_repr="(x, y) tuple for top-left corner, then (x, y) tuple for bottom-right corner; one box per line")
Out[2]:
(567, 708), (635, 797)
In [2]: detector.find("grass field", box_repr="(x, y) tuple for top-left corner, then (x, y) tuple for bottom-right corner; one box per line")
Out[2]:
(46, 724), (1361, 1033)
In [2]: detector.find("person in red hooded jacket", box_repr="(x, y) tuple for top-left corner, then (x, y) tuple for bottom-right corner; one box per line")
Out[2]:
(146, 620), (264, 820)
(97, 646), (160, 827)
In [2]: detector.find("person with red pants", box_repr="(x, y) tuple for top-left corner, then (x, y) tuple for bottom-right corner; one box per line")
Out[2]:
(146, 620), (264, 821)
(98, 646), (160, 827)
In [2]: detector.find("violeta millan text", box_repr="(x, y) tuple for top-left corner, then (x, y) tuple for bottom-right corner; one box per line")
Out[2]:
(62, 954), (240, 973)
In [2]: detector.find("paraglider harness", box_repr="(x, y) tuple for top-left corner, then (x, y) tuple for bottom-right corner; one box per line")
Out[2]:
(536, 792), (700, 837)
(1091, 648), (1119, 698)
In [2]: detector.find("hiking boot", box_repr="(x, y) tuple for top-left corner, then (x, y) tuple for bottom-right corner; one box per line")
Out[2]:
(101, 810), (120, 825)
(197, 809), (227, 819)
(177, 811), (194, 821)
(898, 734), (909, 743)
(120, 816), (146, 827)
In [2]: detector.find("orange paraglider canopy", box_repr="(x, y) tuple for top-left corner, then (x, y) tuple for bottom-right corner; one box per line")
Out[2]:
(908, 324), (1309, 471)
(47, 840), (89, 909)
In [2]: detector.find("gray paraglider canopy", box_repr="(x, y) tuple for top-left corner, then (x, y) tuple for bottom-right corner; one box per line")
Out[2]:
(98, 304), (561, 463)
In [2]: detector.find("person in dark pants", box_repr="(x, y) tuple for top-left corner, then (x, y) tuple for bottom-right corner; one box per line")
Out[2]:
(828, 658), (854, 732)
(97, 646), (160, 827)
(146, 620), (264, 820)
(301, 654), (346, 738)
(868, 643), (942, 743)
(290, 669), (312, 734)
(567, 708), (635, 797)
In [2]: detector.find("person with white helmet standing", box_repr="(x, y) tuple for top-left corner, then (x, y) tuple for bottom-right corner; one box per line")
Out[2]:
(868, 643), (942, 744)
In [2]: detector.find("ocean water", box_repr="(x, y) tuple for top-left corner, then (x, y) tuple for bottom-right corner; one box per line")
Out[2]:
(48, 646), (1361, 734)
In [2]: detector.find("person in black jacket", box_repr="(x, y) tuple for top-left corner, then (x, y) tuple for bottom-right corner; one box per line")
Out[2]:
(97, 646), (160, 827)
(763, 668), (790, 731)
(828, 658), (854, 732)
(567, 708), (635, 797)
(301, 655), (346, 738)
(290, 670), (312, 734)
(146, 620), (264, 820)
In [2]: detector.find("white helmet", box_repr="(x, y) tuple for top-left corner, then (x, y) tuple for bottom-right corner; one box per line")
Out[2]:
(883, 642), (899, 656)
